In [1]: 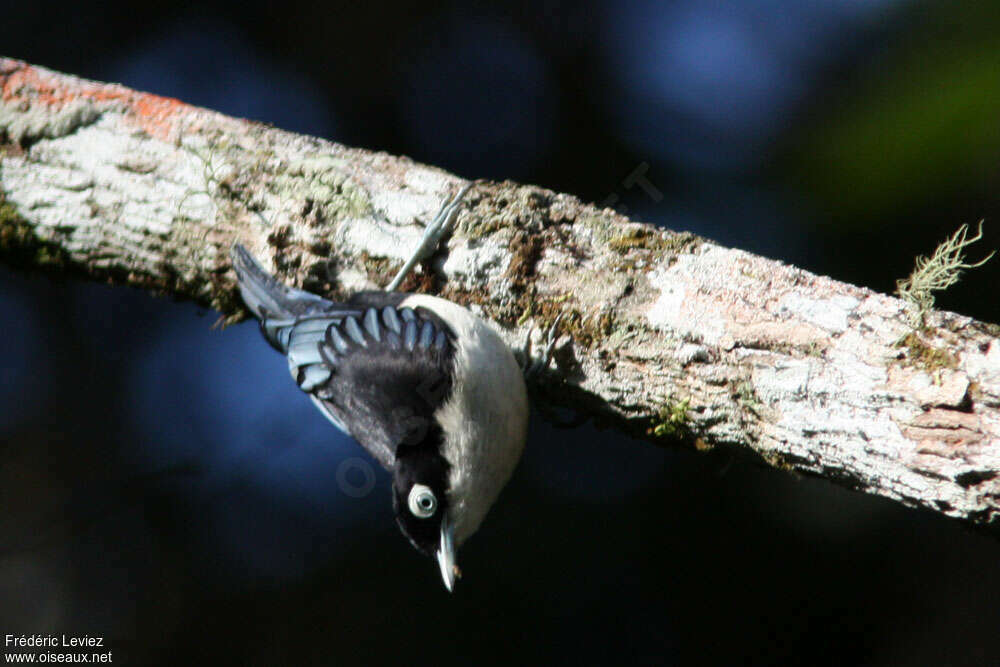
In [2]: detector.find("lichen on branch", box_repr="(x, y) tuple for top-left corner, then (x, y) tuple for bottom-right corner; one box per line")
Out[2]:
(896, 221), (994, 328)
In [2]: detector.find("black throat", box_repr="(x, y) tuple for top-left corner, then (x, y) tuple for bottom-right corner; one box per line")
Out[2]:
(392, 422), (452, 556)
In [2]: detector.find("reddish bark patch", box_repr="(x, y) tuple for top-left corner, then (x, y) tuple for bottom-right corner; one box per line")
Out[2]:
(906, 408), (985, 451)
(1, 57), (193, 142)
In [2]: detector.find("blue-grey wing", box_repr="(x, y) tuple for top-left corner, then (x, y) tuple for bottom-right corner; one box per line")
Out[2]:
(298, 303), (455, 470)
(231, 245), (455, 471)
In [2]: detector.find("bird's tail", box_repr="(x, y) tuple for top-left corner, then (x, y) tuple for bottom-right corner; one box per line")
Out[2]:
(230, 243), (332, 321)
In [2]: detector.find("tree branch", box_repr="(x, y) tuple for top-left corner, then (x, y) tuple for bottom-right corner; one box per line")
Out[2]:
(2, 57), (999, 529)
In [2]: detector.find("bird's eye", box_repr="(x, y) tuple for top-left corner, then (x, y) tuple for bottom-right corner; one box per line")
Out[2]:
(408, 484), (437, 519)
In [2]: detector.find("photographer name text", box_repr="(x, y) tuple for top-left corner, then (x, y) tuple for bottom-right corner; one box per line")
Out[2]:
(5, 637), (104, 649)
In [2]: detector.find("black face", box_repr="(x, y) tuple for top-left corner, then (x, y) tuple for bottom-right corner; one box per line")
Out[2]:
(391, 423), (451, 557)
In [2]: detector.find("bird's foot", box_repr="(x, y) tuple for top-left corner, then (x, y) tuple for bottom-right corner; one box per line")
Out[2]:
(386, 183), (474, 291)
(520, 313), (565, 381)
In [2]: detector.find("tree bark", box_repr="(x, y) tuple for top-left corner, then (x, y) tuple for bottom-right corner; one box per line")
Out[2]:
(2, 58), (999, 529)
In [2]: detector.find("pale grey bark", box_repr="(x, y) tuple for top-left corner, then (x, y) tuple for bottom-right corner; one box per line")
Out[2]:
(2, 58), (998, 529)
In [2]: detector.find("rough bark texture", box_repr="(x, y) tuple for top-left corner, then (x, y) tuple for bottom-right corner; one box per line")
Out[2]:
(2, 58), (999, 529)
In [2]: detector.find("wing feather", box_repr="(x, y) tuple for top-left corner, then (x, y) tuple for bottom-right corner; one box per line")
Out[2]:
(231, 245), (455, 472)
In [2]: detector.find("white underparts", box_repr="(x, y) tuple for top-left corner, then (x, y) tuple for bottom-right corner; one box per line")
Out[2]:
(401, 295), (529, 546)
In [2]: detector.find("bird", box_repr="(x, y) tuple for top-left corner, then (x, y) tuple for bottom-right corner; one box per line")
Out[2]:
(230, 184), (545, 591)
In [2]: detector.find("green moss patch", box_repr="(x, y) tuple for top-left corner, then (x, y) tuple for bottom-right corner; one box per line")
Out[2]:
(0, 191), (72, 271)
(647, 398), (692, 439)
(894, 331), (959, 371)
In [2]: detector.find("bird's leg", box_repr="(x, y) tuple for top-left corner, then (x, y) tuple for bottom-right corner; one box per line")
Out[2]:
(520, 313), (564, 381)
(386, 183), (474, 291)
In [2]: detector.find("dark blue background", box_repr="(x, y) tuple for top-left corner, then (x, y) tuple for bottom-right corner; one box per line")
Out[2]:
(2, 1), (1000, 665)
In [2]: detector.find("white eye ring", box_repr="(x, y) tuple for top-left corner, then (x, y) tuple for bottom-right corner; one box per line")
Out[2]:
(408, 484), (437, 519)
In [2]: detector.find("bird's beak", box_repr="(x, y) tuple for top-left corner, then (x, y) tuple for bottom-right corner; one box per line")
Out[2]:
(436, 516), (458, 592)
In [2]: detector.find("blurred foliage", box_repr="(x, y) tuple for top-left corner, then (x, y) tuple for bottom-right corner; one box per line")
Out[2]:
(786, 2), (1000, 225)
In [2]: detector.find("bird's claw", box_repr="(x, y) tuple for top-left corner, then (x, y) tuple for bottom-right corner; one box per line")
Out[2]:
(386, 183), (474, 291)
(521, 313), (565, 380)
(423, 182), (473, 248)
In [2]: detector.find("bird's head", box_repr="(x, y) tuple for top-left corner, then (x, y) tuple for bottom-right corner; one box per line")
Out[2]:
(390, 429), (460, 591)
